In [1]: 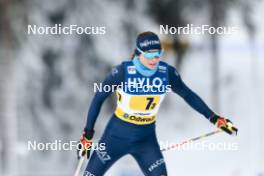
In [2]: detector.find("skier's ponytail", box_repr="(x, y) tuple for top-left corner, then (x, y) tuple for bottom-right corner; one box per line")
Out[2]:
(130, 49), (137, 60)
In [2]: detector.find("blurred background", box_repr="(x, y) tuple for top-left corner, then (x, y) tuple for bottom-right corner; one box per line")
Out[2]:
(0, 0), (264, 175)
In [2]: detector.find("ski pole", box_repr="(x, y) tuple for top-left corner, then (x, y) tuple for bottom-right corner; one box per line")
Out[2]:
(74, 156), (85, 176)
(161, 129), (222, 152)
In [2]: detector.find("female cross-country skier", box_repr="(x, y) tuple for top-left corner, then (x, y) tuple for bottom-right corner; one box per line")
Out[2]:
(77, 31), (238, 176)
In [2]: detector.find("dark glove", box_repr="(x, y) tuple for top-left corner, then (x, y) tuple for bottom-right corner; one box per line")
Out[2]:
(210, 115), (238, 135)
(77, 129), (94, 159)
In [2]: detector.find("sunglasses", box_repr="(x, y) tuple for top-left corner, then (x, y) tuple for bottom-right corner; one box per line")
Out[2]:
(137, 47), (163, 59)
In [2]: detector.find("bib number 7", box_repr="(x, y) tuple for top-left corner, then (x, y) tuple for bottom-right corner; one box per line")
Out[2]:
(129, 96), (160, 111)
(146, 97), (156, 110)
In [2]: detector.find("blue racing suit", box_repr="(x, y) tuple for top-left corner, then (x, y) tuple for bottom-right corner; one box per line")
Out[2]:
(83, 60), (214, 176)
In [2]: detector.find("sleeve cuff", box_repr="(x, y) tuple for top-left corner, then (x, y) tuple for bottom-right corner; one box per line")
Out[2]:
(84, 128), (95, 140)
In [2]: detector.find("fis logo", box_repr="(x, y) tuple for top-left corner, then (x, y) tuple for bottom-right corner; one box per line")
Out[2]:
(127, 77), (163, 88)
(158, 65), (167, 73)
(127, 66), (136, 74)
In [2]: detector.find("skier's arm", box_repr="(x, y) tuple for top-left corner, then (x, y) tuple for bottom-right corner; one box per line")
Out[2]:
(84, 64), (124, 131)
(168, 65), (238, 135)
(168, 65), (214, 119)
(77, 66), (124, 159)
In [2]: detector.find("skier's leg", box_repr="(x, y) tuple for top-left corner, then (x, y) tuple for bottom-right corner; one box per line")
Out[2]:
(130, 134), (167, 176)
(83, 133), (128, 176)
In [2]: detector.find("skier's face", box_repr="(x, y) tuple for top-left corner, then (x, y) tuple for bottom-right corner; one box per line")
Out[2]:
(139, 49), (161, 70)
